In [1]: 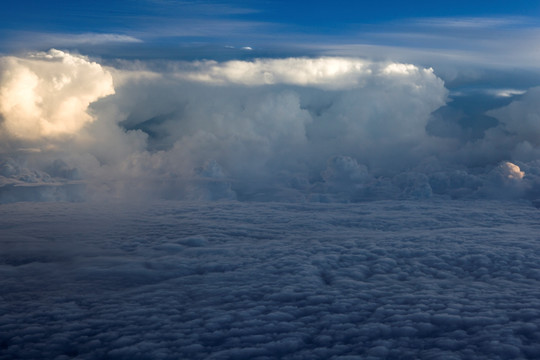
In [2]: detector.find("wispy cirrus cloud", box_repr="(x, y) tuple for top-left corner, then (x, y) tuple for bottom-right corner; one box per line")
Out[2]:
(31, 32), (143, 46)
(410, 16), (532, 29)
(305, 16), (540, 88)
(49, 33), (143, 45)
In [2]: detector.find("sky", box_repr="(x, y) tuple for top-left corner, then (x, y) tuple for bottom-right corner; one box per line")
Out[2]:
(4, 2), (540, 359)
(3, 0), (540, 67)
(4, 1), (540, 89)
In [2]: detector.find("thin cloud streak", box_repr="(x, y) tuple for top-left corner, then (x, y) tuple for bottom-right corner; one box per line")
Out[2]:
(26, 32), (143, 46)
(303, 17), (540, 71)
(410, 16), (533, 29)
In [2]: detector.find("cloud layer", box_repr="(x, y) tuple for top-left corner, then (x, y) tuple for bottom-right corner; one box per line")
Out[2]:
(2, 200), (540, 359)
(1, 50), (540, 203)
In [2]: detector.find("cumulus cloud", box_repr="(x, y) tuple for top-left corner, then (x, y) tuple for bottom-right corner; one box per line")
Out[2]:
(488, 87), (540, 146)
(175, 57), (439, 90)
(2, 50), (540, 204)
(0, 49), (114, 140)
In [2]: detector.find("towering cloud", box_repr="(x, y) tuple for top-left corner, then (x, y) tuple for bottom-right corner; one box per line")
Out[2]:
(488, 87), (540, 152)
(2, 50), (540, 203)
(0, 49), (114, 140)
(103, 56), (448, 201)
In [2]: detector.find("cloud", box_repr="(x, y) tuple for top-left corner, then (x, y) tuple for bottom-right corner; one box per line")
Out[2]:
(114, 56), (447, 201)
(488, 87), (540, 146)
(2, 200), (540, 359)
(2, 50), (540, 204)
(174, 57), (440, 90)
(411, 16), (529, 29)
(313, 17), (540, 88)
(44, 32), (143, 45)
(488, 89), (527, 98)
(0, 49), (114, 140)
(0, 32), (144, 51)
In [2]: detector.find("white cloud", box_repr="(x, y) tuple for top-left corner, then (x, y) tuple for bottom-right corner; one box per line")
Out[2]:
(499, 162), (525, 181)
(50, 33), (143, 45)
(488, 87), (540, 146)
(489, 89), (527, 98)
(174, 57), (440, 91)
(0, 49), (114, 140)
(176, 57), (372, 88)
(10, 32), (145, 47)
(313, 18), (540, 83)
(411, 16), (528, 29)
(4, 50), (540, 203)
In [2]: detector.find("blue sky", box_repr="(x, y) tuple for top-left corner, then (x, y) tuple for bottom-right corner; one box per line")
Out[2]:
(3, 0), (540, 33)
(2, 0), (540, 58)
(3, 0), (540, 94)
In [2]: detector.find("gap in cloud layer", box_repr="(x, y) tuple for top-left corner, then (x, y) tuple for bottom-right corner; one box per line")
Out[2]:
(2, 50), (540, 204)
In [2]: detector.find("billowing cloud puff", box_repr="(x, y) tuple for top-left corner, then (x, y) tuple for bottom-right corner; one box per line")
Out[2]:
(3, 50), (540, 204)
(487, 87), (540, 153)
(478, 161), (527, 199)
(159, 57), (447, 173)
(0, 49), (114, 140)
(322, 156), (370, 185)
(496, 161), (525, 182)
(176, 57), (441, 90)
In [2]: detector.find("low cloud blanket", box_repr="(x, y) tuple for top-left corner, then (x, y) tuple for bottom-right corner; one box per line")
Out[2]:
(1, 200), (540, 359)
